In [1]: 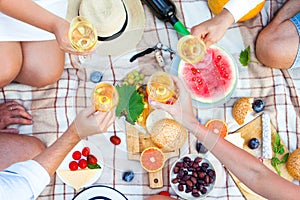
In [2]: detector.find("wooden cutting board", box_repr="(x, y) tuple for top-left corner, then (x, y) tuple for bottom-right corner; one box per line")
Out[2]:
(229, 115), (293, 199)
(125, 122), (179, 188)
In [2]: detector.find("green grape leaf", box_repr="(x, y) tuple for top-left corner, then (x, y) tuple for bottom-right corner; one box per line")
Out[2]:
(239, 45), (251, 66)
(115, 85), (144, 124)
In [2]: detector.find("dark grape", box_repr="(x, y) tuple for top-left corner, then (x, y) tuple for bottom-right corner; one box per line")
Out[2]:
(196, 141), (208, 153)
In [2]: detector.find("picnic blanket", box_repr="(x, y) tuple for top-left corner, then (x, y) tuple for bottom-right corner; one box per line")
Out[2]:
(0, 0), (299, 199)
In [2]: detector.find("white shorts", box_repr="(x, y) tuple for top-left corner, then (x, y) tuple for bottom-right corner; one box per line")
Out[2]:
(0, 0), (68, 41)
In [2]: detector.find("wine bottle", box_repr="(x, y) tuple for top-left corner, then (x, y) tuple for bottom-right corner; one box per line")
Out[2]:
(142, 0), (190, 36)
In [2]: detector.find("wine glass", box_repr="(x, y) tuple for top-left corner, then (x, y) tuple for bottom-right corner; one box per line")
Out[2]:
(177, 35), (213, 69)
(146, 71), (177, 104)
(68, 16), (98, 53)
(92, 83), (119, 112)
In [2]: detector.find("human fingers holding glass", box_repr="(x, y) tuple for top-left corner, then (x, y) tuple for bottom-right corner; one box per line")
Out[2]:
(149, 75), (199, 131)
(190, 9), (234, 47)
(52, 18), (80, 55)
(53, 17), (95, 56)
(73, 106), (116, 139)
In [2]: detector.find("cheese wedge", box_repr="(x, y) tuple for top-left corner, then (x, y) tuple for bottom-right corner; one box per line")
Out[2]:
(225, 132), (245, 149)
(57, 169), (101, 190)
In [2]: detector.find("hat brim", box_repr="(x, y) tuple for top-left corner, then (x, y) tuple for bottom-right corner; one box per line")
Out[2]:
(96, 0), (146, 56)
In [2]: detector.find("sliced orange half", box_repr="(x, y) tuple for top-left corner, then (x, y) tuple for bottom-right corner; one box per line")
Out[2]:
(140, 147), (165, 172)
(205, 119), (228, 138)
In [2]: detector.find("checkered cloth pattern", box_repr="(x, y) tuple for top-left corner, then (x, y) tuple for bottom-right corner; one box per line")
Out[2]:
(0, 0), (299, 199)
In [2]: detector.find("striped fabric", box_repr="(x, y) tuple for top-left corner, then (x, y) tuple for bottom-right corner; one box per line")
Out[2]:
(0, 0), (299, 199)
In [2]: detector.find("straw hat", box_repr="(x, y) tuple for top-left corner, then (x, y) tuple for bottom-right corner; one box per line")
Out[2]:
(66, 0), (146, 56)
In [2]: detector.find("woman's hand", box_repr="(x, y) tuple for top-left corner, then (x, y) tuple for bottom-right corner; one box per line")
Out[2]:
(52, 18), (91, 56)
(149, 76), (199, 131)
(0, 101), (33, 134)
(191, 9), (234, 47)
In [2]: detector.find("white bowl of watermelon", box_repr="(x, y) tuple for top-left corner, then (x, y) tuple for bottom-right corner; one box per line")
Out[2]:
(171, 45), (238, 109)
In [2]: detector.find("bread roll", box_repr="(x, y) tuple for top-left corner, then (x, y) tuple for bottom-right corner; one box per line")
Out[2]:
(232, 97), (253, 125)
(287, 148), (300, 181)
(150, 119), (187, 151)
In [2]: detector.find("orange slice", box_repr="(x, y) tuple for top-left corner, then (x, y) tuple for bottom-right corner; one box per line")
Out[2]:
(205, 119), (228, 138)
(140, 147), (165, 172)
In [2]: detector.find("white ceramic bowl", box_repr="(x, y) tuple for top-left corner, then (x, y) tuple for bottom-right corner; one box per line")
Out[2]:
(170, 154), (216, 199)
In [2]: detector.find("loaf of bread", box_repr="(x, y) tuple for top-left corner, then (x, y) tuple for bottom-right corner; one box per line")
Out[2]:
(286, 148), (300, 181)
(150, 119), (187, 151)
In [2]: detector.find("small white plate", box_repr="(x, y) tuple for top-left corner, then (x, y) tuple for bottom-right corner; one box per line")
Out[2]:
(73, 185), (128, 200)
(170, 154), (217, 199)
(56, 140), (104, 190)
(145, 109), (173, 133)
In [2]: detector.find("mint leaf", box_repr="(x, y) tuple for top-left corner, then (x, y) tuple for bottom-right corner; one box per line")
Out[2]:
(278, 146), (285, 155)
(271, 157), (280, 165)
(280, 153), (289, 164)
(239, 45), (259, 67)
(273, 145), (279, 154)
(239, 46), (250, 66)
(115, 85), (144, 124)
(271, 133), (289, 176)
(275, 133), (281, 146)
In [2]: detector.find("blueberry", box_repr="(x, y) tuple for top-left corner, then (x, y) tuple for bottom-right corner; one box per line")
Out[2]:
(90, 71), (103, 83)
(248, 138), (260, 149)
(196, 141), (208, 153)
(122, 171), (135, 182)
(252, 99), (265, 113)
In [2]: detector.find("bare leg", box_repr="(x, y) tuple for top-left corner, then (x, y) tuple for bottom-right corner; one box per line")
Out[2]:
(0, 133), (45, 171)
(256, 0), (300, 69)
(0, 42), (22, 88)
(16, 40), (65, 87)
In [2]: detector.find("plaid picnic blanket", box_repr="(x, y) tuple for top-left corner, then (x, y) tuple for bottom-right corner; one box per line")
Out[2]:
(0, 0), (299, 199)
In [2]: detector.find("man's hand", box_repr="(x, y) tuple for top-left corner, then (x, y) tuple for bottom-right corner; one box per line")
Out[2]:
(73, 106), (116, 138)
(0, 101), (33, 134)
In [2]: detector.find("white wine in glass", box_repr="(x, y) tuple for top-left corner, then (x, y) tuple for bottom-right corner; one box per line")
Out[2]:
(68, 16), (98, 52)
(92, 83), (119, 112)
(177, 35), (206, 64)
(147, 71), (177, 104)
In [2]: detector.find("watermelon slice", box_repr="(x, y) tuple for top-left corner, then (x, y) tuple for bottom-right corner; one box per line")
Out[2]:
(177, 45), (238, 107)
